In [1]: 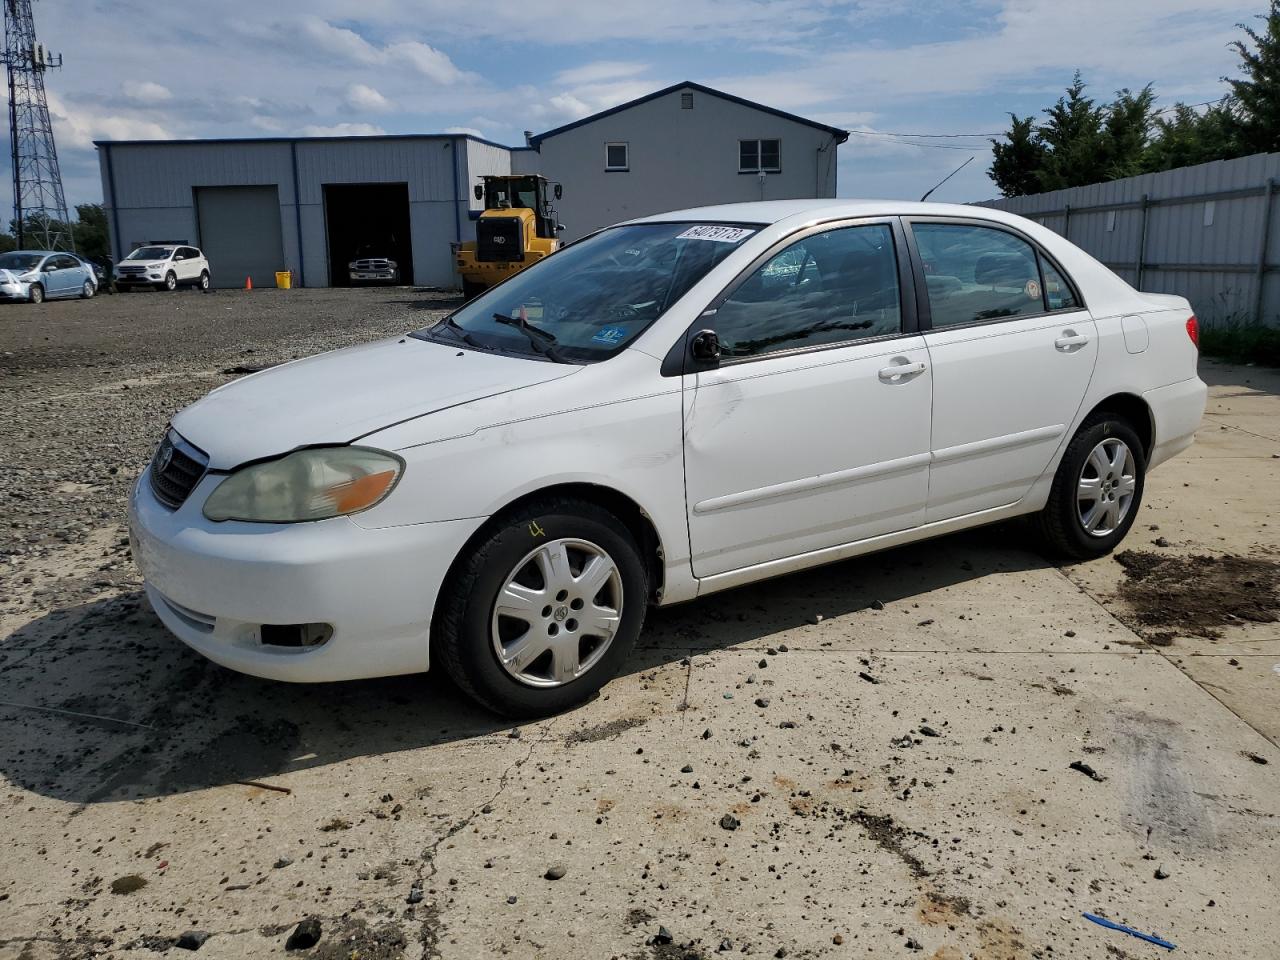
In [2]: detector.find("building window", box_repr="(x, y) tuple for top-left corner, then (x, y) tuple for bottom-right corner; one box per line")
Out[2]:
(740, 138), (780, 173)
(681, 91), (694, 109)
(605, 142), (629, 171)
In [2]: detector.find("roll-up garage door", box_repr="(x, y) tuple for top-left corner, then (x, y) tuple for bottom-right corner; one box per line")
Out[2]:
(195, 185), (285, 289)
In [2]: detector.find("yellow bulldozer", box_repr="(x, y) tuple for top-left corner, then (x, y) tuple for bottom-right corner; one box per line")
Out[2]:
(454, 175), (564, 298)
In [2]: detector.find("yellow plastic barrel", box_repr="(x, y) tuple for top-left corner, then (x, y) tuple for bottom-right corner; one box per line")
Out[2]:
(275, 271), (293, 289)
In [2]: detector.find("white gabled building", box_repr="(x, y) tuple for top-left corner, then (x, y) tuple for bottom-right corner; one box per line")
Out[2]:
(97, 82), (847, 289)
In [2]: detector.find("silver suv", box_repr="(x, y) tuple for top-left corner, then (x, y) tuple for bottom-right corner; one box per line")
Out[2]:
(116, 245), (211, 292)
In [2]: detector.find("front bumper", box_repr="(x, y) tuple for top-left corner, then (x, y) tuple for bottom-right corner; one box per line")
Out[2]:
(0, 281), (30, 300)
(129, 469), (485, 682)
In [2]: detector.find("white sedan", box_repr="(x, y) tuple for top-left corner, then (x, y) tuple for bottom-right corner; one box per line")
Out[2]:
(129, 200), (1206, 717)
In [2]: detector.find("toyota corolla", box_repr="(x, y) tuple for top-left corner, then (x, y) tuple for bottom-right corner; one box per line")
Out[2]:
(129, 200), (1206, 717)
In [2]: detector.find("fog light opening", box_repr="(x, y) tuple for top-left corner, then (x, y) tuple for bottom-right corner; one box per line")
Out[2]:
(260, 622), (334, 648)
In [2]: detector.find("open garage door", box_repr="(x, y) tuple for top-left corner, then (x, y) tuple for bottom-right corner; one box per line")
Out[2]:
(323, 183), (414, 287)
(195, 186), (285, 289)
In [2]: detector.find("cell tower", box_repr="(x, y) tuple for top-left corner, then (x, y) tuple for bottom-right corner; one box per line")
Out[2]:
(3, 0), (72, 251)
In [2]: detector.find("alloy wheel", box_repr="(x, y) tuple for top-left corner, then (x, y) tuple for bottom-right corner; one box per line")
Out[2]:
(1076, 437), (1136, 537)
(490, 538), (623, 688)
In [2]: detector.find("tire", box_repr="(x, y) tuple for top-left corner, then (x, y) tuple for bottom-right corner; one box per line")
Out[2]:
(462, 279), (485, 300)
(435, 496), (649, 718)
(162, 272), (177, 292)
(198, 271), (210, 292)
(80, 280), (95, 299)
(1034, 412), (1146, 561)
(28, 283), (44, 304)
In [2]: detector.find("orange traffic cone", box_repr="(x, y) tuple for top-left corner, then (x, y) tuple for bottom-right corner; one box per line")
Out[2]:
(244, 275), (253, 290)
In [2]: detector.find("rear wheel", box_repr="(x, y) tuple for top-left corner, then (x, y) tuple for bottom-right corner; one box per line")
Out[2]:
(80, 280), (95, 299)
(28, 283), (44, 304)
(1034, 413), (1146, 560)
(198, 271), (210, 292)
(435, 497), (648, 718)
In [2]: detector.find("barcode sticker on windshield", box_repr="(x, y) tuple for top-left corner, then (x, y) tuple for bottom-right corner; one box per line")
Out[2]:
(676, 225), (754, 243)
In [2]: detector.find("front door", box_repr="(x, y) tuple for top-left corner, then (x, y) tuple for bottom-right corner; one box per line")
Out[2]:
(683, 220), (934, 578)
(906, 219), (1099, 522)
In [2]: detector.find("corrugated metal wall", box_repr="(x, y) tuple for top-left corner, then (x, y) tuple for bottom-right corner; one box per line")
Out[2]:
(99, 135), (476, 288)
(981, 152), (1280, 327)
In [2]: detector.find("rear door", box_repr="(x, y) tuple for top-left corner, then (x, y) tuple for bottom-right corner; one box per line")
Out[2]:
(905, 219), (1098, 522)
(682, 219), (934, 578)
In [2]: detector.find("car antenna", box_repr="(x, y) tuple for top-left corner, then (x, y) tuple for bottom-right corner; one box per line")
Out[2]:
(919, 156), (975, 202)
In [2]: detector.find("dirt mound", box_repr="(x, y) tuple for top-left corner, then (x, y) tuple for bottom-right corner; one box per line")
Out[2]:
(1114, 550), (1280, 639)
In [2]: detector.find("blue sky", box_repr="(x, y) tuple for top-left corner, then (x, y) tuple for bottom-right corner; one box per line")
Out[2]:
(8, 0), (1264, 218)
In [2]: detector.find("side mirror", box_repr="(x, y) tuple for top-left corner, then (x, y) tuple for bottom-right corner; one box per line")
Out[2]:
(474, 185), (483, 201)
(690, 329), (721, 364)
(554, 183), (563, 200)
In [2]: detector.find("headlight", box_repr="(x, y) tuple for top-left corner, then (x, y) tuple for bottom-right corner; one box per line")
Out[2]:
(203, 447), (404, 523)
(348, 261), (359, 269)
(387, 260), (397, 269)
(18, 272), (38, 282)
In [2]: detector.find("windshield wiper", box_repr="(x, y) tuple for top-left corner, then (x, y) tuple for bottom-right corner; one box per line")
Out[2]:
(438, 316), (486, 349)
(492, 312), (572, 363)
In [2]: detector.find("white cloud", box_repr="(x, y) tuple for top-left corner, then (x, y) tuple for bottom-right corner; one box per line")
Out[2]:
(122, 80), (172, 104)
(443, 125), (486, 138)
(344, 83), (393, 112)
(299, 122), (386, 137)
(47, 91), (176, 149)
(292, 17), (466, 84)
(553, 61), (649, 86)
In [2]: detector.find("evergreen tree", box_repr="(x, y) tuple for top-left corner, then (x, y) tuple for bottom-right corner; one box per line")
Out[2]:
(1226, 0), (1280, 154)
(1035, 72), (1109, 190)
(988, 114), (1046, 197)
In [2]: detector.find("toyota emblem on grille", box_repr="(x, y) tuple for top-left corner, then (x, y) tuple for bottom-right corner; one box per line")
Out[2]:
(156, 439), (173, 473)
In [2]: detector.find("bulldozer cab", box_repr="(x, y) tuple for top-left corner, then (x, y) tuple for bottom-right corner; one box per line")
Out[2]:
(476, 175), (561, 240)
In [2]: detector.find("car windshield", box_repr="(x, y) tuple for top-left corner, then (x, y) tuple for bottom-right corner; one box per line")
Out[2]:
(0, 253), (44, 271)
(127, 246), (172, 260)
(416, 222), (759, 362)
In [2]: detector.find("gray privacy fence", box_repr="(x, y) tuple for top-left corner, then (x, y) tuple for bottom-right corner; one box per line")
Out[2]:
(979, 151), (1280, 327)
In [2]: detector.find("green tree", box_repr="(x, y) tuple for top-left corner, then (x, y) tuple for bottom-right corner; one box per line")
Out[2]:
(72, 203), (109, 261)
(1035, 72), (1109, 190)
(1103, 86), (1157, 179)
(1144, 101), (1241, 171)
(1227, 0), (1280, 154)
(988, 114), (1046, 197)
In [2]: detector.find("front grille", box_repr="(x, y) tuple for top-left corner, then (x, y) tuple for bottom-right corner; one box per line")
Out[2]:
(477, 218), (524, 262)
(148, 429), (209, 510)
(353, 259), (391, 270)
(119, 265), (146, 275)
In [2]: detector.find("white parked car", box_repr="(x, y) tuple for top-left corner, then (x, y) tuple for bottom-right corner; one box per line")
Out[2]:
(129, 200), (1206, 716)
(116, 244), (211, 292)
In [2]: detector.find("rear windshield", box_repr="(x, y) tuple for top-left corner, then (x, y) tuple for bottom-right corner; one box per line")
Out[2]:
(416, 222), (758, 363)
(0, 253), (43, 271)
(127, 246), (173, 260)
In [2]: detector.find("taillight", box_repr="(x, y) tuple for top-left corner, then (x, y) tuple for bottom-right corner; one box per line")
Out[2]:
(1186, 315), (1199, 349)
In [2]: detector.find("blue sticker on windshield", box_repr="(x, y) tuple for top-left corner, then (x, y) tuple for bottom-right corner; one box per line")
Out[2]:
(592, 326), (628, 346)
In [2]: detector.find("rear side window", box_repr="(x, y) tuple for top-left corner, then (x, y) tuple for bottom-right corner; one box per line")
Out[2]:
(1041, 259), (1079, 311)
(714, 223), (902, 359)
(913, 223), (1045, 328)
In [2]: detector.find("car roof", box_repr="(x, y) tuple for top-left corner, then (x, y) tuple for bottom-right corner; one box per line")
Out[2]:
(628, 198), (1031, 230)
(6, 249), (63, 256)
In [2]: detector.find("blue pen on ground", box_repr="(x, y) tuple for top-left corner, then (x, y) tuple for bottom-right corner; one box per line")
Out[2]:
(1082, 912), (1176, 951)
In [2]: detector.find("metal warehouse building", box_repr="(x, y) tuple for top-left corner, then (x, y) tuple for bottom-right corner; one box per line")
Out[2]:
(96, 82), (848, 289)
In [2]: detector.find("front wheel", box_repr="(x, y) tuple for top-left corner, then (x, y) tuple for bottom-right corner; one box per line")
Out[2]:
(28, 283), (44, 304)
(81, 280), (95, 299)
(1034, 414), (1146, 560)
(434, 497), (649, 718)
(162, 272), (177, 292)
(461, 279), (485, 300)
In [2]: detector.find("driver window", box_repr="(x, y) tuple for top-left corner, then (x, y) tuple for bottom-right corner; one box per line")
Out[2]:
(714, 224), (902, 359)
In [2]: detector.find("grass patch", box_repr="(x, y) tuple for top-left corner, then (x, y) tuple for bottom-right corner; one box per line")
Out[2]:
(1198, 316), (1280, 365)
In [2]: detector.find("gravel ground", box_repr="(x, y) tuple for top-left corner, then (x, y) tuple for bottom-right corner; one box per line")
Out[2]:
(1, 292), (1277, 959)
(0, 287), (455, 617)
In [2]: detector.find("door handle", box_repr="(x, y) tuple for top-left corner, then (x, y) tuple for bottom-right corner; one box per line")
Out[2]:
(1055, 331), (1090, 350)
(878, 360), (927, 382)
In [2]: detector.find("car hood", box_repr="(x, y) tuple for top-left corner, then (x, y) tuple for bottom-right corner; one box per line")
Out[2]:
(172, 335), (578, 470)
